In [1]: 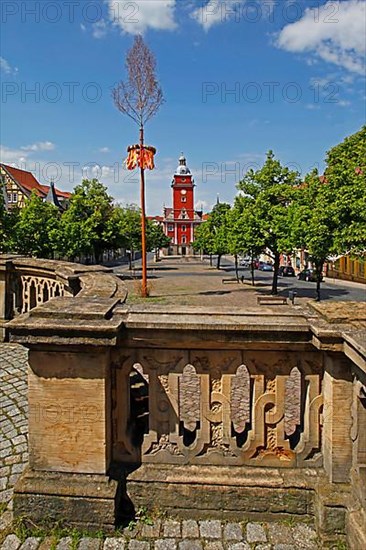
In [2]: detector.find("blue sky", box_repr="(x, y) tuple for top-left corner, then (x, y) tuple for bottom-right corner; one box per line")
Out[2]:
(1, 0), (365, 214)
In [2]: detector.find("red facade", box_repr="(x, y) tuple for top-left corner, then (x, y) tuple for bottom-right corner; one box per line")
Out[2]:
(163, 155), (202, 255)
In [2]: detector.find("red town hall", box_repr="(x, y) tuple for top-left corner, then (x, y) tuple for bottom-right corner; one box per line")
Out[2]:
(163, 154), (203, 255)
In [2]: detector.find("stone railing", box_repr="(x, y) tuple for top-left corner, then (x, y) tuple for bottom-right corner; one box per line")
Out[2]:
(1, 256), (365, 548)
(0, 254), (127, 340)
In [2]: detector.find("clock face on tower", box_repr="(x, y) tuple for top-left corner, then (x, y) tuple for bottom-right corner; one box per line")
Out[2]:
(180, 189), (187, 195)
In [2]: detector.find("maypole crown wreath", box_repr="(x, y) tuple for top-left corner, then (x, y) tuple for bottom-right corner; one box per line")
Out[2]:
(125, 144), (156, 171)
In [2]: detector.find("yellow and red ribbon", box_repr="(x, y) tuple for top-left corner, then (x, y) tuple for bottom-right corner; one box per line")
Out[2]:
(125, 145), (156, 170)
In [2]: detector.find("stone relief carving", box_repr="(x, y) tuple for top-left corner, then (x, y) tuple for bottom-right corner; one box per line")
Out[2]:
(20, 275), (65, 314)
(112, 351), (323, 467)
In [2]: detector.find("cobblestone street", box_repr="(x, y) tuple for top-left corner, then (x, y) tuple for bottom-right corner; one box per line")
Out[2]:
(1, 519), (321, 549)
(0, 344), (29, 511)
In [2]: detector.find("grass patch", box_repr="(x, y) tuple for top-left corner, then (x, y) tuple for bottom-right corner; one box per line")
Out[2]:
(12, 516), (105, 548)
(0, 503), (8, 515)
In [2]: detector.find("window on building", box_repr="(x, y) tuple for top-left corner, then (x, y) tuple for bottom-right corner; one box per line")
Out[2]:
(182, 236), (186, 244)
(181, 196), (186, 202)
(182, 225), (186, 232)
(12, 193), (17, 203)
(168, 225), (174, 232)
(7, 193), (12, 203)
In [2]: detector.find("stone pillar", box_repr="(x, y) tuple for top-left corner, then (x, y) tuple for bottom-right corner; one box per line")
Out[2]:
(322, 352), (353, 484)
(13, 345), (118, 530)
(27, 348), (112, 474)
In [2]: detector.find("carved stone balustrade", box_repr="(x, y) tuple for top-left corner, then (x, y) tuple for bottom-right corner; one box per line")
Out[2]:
(1, 256), (365, 548)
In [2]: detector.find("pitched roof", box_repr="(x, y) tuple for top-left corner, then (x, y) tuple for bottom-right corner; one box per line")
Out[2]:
(2, 164), (45, 196)
(1, 163), (72, 200)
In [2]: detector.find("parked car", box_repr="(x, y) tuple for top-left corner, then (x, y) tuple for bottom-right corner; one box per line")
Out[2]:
(297, 268), (323, 282)
(239, 258), (251, 268)
(279, 266), (295, 277)
(259, 263), (274, 272)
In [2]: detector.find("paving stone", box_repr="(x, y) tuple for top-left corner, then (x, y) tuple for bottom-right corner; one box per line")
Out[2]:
(198, 521), (222, 539)
(56, 538), (73, 550)
(273, 545), (293, 550)
(127, 542), (149, 550)
(291, 523), (317, 549)
(141, 520), (161, 538)
(181, 521), (199, 540)
(246, 523), (267, 544)
(37, 538), (55, 550)
(154, 540), (177, 550)
(178, 542), (203, 550)
(223, 523), (242, 541)
(103, 540), (125, 550)
(0, 510), (13, 531)
(1, 534), (22, 550)
(19, 538), (41, 549)
(78, 538), (102, 549)
(163, 521), (181, 538)
(227, 544), (251, 550)
(267, 524), (293, 545)
(254, 545), (271, 550)
(204, 543), (224, 550)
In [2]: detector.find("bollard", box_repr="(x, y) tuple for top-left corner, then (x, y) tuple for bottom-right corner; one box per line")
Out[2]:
(289, 290), (298, 305)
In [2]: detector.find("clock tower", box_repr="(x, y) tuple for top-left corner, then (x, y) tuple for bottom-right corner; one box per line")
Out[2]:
(163, 154), (202, 255)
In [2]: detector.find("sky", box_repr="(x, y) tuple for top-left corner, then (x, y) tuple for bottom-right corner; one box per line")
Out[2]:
(1, 0), (365, 214)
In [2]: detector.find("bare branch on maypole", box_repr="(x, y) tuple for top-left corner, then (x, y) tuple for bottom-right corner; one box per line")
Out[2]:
(113, 35), (164, 298)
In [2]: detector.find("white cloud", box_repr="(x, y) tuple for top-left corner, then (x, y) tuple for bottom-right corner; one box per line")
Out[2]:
(92, 19), (107, 39)
(305, 103), (321, 110)
(276, 0), (366, 74)
(0, 145), (29, 165)
(21, 141), (55, 152)
(0, 57), (18, 75)
(107, 0), (177, 35)
(337, 99), (351, 107)
(99, 147), (110, 153)
(192, 0), (243, 31)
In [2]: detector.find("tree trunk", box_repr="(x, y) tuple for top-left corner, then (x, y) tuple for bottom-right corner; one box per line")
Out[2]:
(234, 254), (239, 280)
(315, 259), (324, 302)
(251, 256), (255, 286)
(210, 254), (212, 267)
(217, 254), (222, 269)
(271, 252), (280, 295)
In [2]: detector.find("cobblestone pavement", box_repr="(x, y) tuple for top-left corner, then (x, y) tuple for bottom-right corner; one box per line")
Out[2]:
(0, 344), (29, 510)
(1, 519), (323, 549)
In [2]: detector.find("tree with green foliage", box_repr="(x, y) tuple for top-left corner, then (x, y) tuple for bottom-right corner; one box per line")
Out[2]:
(59, 179), (115, 262)
(290, 126), (366, 301)
(146, 221), (171, 260)
(113, 204), (142, 269)
(192, 220), (215, 264)
(237, 151), (301, 294)
(290, 169), (334, 301)
(12, 192), (60, 258)
(228, 200), (266, 285)
(208, 202), (231, 269)
(0, 185), (10, 252)
(324, 125), (366, 255)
